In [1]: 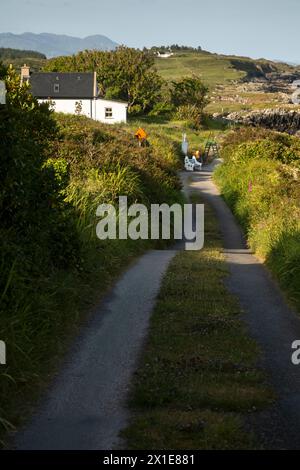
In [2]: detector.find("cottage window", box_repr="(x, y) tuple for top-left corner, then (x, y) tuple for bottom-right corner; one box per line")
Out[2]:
(105, 107), (113, 119)
(54, 84), (60, 93)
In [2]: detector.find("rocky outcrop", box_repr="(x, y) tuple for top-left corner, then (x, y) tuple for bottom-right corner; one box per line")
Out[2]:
(230, 59), (278, 81)
(216, 109), (300, 135)
(230, 57), (300, 84)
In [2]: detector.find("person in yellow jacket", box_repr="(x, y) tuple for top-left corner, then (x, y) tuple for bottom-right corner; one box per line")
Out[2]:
(196, 150), (203, 164)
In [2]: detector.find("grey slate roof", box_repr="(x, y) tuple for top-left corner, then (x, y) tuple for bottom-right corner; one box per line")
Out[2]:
(29, 72), (97, 99)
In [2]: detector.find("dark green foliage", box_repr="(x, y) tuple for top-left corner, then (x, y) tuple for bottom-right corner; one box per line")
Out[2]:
(170, 76), (209, 128)
(171, 76), (209, 110)
(0, 49), (46, 72)
(148, 102), (175, 117)
(0, 48), (46, 60)
(0, 65), (77, 266)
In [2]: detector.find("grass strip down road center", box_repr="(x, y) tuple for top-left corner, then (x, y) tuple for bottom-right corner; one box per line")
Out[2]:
(122, 198), (274, 450)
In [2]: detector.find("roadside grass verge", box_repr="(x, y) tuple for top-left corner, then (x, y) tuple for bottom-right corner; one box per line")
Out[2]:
(214, 127), (300, 312)
(122, 199), (274, 450)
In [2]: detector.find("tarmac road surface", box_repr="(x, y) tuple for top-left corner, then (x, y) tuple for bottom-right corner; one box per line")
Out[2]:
(15, 250), (177, 450)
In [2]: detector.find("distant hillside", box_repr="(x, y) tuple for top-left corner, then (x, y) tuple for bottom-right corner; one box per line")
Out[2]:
(0, 47), (46, 72)
(153, 48), (300, 114)
(0, 33), (118, 58)
(0, 48), (46, 60)
(154, 49), (297, 87)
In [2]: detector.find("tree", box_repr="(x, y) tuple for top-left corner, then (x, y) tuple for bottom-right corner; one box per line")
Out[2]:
(170, 76), (210, 129)
(170, 76), (209, 112)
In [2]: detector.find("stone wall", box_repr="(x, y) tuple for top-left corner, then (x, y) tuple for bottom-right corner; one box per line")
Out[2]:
(218, 109), (300, 135)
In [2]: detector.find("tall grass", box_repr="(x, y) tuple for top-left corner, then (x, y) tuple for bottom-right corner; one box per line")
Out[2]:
(214, 127), (300, 311)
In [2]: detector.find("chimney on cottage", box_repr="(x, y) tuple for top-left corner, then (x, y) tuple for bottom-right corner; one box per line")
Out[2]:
(93, 71), (98, 98)
(21, 64), (30, 84)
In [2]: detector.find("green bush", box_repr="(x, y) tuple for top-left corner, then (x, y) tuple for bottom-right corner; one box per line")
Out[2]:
(0, 66), (78, 268)
(170, 76), (209, 110)
(55, 113), (182, 208)
(175, 104), (203, 129)
(148, 102), (175, 117)
(221, 127), (300, 167)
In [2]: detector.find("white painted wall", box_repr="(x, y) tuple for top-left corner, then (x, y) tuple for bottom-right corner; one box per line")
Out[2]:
(94, 99), (127, 124)
(38, 98), (127, 124)
(40, 99), (93, 118)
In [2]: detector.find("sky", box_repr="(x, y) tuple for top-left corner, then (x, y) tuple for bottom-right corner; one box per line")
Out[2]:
(0, 0), (299, 63)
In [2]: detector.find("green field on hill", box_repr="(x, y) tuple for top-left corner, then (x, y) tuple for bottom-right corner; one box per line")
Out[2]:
(154, 50), (294, 86)
(155, 51), (244, 86)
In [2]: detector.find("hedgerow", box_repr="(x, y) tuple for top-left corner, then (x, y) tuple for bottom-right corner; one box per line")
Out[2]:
(214, 127), (300, 310)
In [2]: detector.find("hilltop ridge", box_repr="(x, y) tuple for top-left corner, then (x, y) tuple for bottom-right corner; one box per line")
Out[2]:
(0, 32), (118, 58)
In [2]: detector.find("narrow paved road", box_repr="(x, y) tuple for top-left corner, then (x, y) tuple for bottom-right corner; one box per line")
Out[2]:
(15, 162), (300, 450)
(181, 162), (300, 449)
(15, 250), (177, 450)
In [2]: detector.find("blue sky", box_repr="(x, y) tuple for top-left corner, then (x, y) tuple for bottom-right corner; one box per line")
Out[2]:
(1, 0), (299, 62)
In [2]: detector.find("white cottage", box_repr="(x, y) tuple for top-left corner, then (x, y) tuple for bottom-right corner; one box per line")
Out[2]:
(21, 66), (128, 124)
